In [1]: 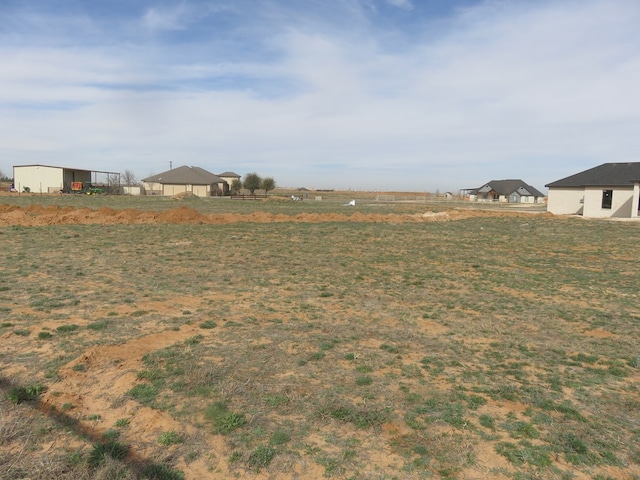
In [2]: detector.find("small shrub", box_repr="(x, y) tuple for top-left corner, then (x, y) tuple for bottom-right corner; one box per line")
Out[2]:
(128, 383), (160, 404)
(320, 404), (387, 429)
(319, 339), (338, 350)
(38, 331), (53, 339)
(102, 429), (120, 440)
(557, 432), (588, 455)
(158, 430), (184, 446)
(13, 329), (30, 336)
(205, 401), (247, 434)
(466, 395), (487, 410)
(247, 445), (277, 471)
(184, 335), (203, 345)
(6, 384), (45, 404)
(87, 320), (110, 331)
(509, 421), (539, 439)
(88, 440), (129, 467)
(380, 343), (400, 354)
(495, 441), (551, 467)
(355, 375), (373, 386)
(479, 414), (495, 430)
(56, 324), (79, 333)
(142, 463), (185, 480)
(199, 320), (217, 329)
(229, 451), (242, 463)
(308, 351), (325, 361)
(264, 393), (289, 407)
(270, 430), (291, 445)
(115, 418), (131, 427)
(137, 369), (162, 381)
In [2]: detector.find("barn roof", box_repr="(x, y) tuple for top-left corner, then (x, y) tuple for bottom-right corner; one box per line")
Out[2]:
(546, 162), (640, 188)
(142, 166), (226, 185)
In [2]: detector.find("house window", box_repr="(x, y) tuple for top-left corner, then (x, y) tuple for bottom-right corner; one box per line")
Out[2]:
(602, 190), (613, 209)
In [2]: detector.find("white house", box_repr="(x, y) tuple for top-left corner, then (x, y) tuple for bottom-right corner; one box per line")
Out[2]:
(546, 162), (640, 218)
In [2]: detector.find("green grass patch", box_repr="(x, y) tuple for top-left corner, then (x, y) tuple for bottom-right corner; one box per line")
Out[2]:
(205, 401), (247, 434)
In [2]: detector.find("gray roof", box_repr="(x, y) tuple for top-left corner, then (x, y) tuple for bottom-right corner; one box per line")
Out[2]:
(546, 162), (640, 188)
(473, 179), (545, 198)
(218, 171), (241, 178)
(142, 166), (226, 185)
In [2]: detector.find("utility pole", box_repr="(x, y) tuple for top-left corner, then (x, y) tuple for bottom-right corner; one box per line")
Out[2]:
(170, 161), (173, 170)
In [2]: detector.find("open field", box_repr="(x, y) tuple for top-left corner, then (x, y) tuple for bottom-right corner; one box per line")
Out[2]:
(1, 194), (639, 480)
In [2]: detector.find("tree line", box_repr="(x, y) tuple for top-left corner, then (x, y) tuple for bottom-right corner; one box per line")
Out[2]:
(231, 172), (276, 195)
(119, 170), (276, 196)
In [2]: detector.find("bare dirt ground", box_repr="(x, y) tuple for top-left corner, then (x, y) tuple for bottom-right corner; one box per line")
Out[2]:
(0, 203), (549, 227)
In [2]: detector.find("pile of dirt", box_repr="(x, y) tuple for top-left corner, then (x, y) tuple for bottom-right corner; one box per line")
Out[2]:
(171, 192), (200, 201)
(0, 204), (549, 227)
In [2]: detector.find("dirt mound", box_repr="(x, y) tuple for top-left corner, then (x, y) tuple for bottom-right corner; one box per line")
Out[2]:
(171, 192), (200, 201)
(0, 204), (548, 227)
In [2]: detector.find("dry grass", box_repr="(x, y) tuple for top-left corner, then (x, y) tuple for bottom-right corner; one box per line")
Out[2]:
(0, 195), (639, 479)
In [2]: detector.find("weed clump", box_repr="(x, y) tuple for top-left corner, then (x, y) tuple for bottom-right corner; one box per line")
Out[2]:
(205, 401), (247, 434)
(6, 384), (45, 404)
(88, 440), (129, 467)
(142, 462), (185, 480)
(247, 445), (277, 471)
(158, 430), (184, 446)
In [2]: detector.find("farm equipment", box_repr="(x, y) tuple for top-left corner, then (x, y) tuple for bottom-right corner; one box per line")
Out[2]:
(68, 182), (104, 195)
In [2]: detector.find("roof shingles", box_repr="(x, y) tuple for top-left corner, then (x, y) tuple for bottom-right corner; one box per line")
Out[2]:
(546, 162), (640, 188)
(143, 166), (226, 185)
(473, 179), (545, 198)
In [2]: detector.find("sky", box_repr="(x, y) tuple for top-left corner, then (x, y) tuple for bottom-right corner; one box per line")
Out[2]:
(1, 0), (639, 192)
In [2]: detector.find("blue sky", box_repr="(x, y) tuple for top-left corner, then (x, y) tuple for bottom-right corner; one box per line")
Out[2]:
(1, 0), (639, 192)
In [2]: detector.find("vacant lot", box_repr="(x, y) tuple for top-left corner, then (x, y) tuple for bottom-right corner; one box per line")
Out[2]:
(1, 195), (639, 480)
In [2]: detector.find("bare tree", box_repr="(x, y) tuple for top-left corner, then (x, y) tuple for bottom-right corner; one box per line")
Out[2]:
(122, 169), (138, 186)
(107, 174), (121, 194)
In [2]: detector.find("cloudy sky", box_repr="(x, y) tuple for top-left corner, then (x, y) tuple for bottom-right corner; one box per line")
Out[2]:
(1, 0), (639, 192)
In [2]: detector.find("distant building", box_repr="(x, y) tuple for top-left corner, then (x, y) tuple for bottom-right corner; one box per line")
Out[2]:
(142, 165), (233, 197)
(218, 171), (241, 188)
(466, 179), (545, 203)
(546, 162), (640, 218)
(13, 164), (119, 194)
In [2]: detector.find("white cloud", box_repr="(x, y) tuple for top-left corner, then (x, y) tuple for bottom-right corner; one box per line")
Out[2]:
(142, 3), (188, 31)
(386, 0), (413, 10)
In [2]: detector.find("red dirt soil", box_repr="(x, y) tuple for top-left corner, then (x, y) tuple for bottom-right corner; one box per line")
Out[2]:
(0, 204), (548, 226)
